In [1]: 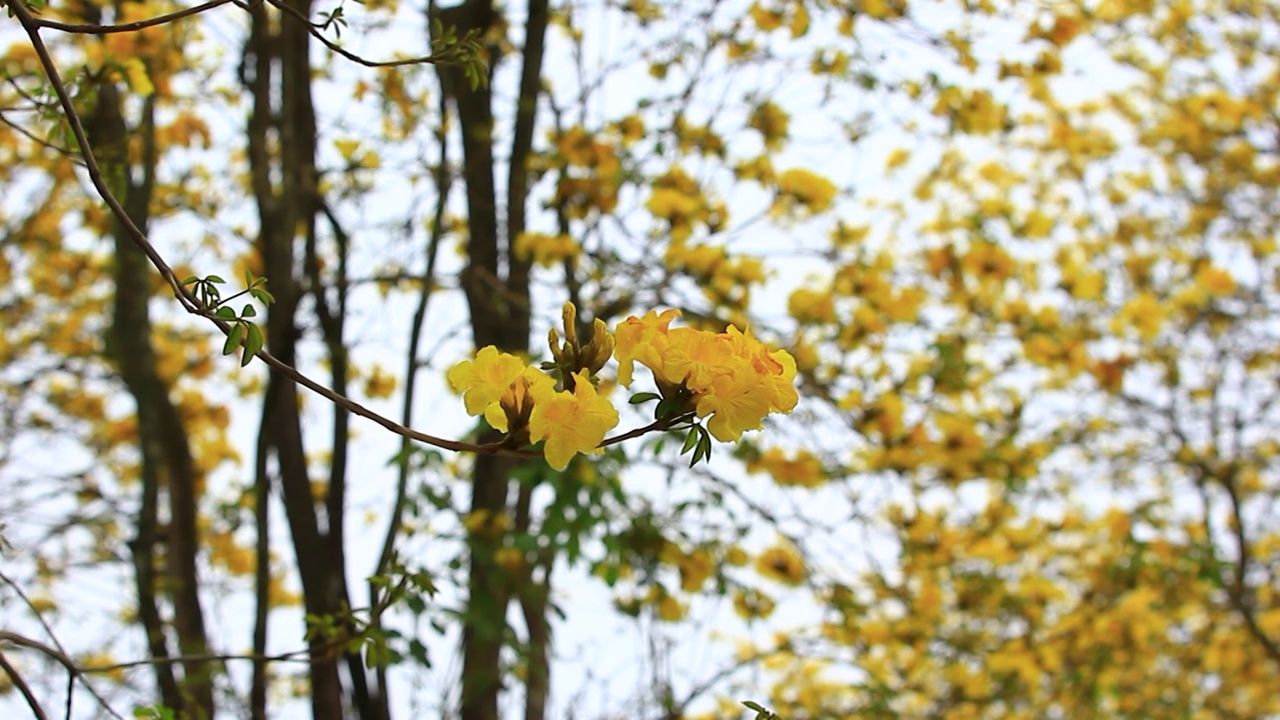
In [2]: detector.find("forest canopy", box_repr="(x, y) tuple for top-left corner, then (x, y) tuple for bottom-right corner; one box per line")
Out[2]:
(1, 0), (1279, 718)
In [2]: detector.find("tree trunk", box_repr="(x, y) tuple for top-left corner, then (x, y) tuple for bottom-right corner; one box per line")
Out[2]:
(94, 79), (216, 719)
(433, 0), (550, 715)
(243, 1), (350, 716)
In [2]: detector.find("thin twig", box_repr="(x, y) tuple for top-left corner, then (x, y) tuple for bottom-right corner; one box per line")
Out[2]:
(0, 632), (125, 720)
(0, 649), (49, 720)
(0, 110), (83, 163)
(268, 0), (469, 69)
(0, 569), (114, 718)
(31, 0), (239, 34)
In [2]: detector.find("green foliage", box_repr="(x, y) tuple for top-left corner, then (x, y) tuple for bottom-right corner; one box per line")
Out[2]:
(132, 705), (176, 720)
(182, 271), (273, 367)
(742, 701), (781, 720)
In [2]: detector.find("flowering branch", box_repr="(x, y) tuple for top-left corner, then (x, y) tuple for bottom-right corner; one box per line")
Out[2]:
(3, 0), (519, 457)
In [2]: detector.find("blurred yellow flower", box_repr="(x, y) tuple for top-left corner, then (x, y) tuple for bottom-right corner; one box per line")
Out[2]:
(514, 232), (581, 268)
(756, 543), (807, 586)
(752, 447), (826, 487)
(733, 588), (776, 619)
(676, 548), (714, 592)
(748, 101), (790, 150)
(463, 509), (511, 538)
(774, 168), (838, 216)
(1195, 264), (1236, 297)
(363, 364), (397, 399)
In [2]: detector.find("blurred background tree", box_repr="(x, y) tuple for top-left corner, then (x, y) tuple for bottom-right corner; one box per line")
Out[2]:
(0, 0), (1277, 718)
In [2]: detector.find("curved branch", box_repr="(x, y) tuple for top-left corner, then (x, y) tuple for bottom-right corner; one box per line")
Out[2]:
(0, 632), (126, 720)
(31, 0), (240, 34)
(599, 412), (695, 448)
(0, 649), (49, 720)
(269, 0), (473, 69)
(0, 570), (120, 718)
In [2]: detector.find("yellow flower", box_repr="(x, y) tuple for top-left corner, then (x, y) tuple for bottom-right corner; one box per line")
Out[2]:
(748, 101), (790, 150)
(611, 114), (645, 144)
(1113, 291), (1166, 341)
(960, 241), (1014, 283)
(885, 148), (911, 171)
(363, 364), (397, 399)
(514, 232), (580, 268)
(663, 327), (735, 393)
(463, 509), (511, 538)
(756, 544), (807, 586)
(614, 308), (682, 386)
(696, 364), (777, 441)
(676, 548), (714, 592)
(1195, 264), (1236, 297)
(753, 447), (826, 487)
(773, 168), (838, 216)
(495, 546), (527, 575)
(528, 370), (620, 470)
(733, 588), (776, 620)
(649, 585), (686, 621)
(735, 154), (776, 183)
(446, 346), (526, 416)
(749, 2), (784, 31)
(615, 315), (798, 441)
(742, 330), (800, 414)
(485, 366), (556, 433)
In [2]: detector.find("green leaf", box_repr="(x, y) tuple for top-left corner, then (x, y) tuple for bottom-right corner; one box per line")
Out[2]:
(181, 276), (199, 286)
(222, 324), (243, 356)
(696, 430), (716, 466)
(680, 427), (700, 455)
(243, 323), (264, 366)
(242, 304), (256, 318)
(215, 306), (236, 320)
(206, 274), (226, 284)
(629, 392), (661, 404)
(250, 286), (275, 305)
(363, 637), (386, 669)
(741, 701), (781, 720)
(655, 395), (682, 420)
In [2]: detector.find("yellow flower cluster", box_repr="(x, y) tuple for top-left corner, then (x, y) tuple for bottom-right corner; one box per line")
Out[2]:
(514, 232), (581, 268)
(614, 309), (799, 441)
(773, 168), (838, 216)
(748, 101), (791, 150)
(447, 346), (618, 471)
(549, 126), (623, 218)
(446, 305), (799, 469)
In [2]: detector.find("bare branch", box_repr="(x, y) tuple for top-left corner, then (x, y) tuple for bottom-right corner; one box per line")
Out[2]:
(269, 0), (474, 69)
(0, 632), (126, 720)
(31, 0), (241, 34)
(0, 649), (49, 720)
